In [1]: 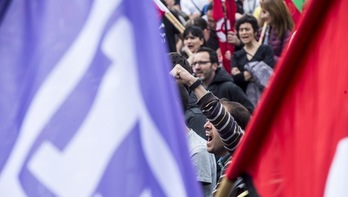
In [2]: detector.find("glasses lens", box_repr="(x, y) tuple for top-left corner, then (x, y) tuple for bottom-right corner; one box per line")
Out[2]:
(192, 61), (210, 67)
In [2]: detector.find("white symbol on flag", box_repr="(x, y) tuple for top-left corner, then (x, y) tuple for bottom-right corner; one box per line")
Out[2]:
(324, 137), (348, 197)
(0, 0), (188, 196)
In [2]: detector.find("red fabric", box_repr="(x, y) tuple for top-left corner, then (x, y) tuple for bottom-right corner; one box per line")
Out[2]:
(154, 2), (165, 18)
(212, 0), (224, 21)
(226, 0), (348, 196)
(285, 0), (302, 27)
(212, 0), (236, 73)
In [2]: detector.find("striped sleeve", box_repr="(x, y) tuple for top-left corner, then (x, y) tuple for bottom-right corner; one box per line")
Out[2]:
(197, 92), (244, 153)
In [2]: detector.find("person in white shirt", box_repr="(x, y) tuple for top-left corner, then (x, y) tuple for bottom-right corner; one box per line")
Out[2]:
(180, 0), (210, 19)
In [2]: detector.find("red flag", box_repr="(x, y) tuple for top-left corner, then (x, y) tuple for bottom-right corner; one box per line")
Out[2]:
(212, 0), (236, 73)
(284, 0), (302, 27)
(225, 0), (348, 196)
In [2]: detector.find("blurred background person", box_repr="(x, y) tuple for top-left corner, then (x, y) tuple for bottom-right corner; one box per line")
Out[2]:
(259, 0), (294, 63)
(231, 15), (275, 105)
(181, 0), (211, 20)
(181, 25), (206, 63)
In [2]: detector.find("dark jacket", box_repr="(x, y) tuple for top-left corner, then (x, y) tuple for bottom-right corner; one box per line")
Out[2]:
(231, 45), (275, 92)
(185, 106), (207, 140)
(206, 68), (254, 113)
(162, 11), (180, 52)
(186, 93), (208, 140)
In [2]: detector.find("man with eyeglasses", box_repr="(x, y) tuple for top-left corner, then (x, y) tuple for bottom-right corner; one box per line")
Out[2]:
(191, 47), (255, 113)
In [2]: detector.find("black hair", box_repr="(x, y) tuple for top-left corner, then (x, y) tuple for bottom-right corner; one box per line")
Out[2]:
(168, 52), (193, 74)
(196, 47), (219, 64)
(186, 17), (208, 30)
(206, 2), (213, 11)
(220, 98), (251, 130)
(183, 25), (204, 41)
(236, 14), (259, 34)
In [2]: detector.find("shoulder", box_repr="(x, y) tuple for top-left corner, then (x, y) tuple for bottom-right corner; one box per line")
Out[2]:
(180, 0), (192, 11)
(220, 80), (239, 89)
(259, 44), (273, 53)
(197, 0), (209, 6)
(284, 30), (292, 38)
(223, 82), (246, 97)
(180, 0), (189, 5)
(233, 49), (246, 58)
(187, 130), (207, 152)
(283, 30), (293, 43)
(259, 44), (271, 50)
(216, 81), (243, 99)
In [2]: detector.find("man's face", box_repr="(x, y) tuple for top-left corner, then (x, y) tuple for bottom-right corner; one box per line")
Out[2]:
(204, 121), (226, 156)
(191, 51), (216, 84)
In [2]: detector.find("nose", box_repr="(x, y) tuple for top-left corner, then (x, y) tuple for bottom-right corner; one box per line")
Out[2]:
(204, 121), (211, 129)
(240, 28), (247, 34)
(192, 63), (200, 69)
(185, 37), (194, 43)
(184, 39), (191, 45)
(192, 63), (201, 72)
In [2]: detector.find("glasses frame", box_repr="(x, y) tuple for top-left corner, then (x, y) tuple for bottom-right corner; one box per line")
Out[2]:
(191, 60), (211, 67)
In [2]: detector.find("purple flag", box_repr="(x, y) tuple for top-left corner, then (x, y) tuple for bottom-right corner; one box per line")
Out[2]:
(0, 0), (202, 196)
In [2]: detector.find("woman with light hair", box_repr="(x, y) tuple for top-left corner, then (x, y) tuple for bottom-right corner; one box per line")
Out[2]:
(259, 0), (294, 63)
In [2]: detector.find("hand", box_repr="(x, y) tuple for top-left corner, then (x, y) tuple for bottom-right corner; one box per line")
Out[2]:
(235, 13), (243, 21)
(183, 45), (194, 65)
(170, 64), (196, 86)
(227, 31), (240, 46)
(231, 67), (241, 75)
(170, 64), (208, 100)
(244, 71), (252, 81)
(224, 50), (231, 60)
(183, 45), (193, 57)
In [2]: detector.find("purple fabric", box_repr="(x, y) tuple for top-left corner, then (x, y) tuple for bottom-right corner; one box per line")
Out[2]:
(0, 0), (201, 196)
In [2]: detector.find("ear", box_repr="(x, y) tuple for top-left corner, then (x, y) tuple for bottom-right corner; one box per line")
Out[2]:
(199, 38), (204, 46)
(212, 62), (218, 71)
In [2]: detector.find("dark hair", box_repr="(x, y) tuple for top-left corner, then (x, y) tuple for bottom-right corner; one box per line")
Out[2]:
(220, 99), (251, 130)
(183, 25), (205, 41)
(160, 0), (167, 6)
(177, 83), (189, 112)
(186, 17), (208, 30)
(236, 14), (259, 34)
(196, 47), (219, 64)
(168, 52), (193, 74)
(206, 2), (213, 11)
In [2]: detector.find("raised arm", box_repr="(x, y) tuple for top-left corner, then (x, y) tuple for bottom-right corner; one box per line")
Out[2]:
(170, 64), (244, 153)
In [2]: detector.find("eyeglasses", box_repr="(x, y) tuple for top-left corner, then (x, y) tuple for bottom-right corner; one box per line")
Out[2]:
(191, 61), (211, 67)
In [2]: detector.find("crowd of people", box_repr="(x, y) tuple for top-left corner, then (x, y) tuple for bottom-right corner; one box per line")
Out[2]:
(160, 0), (296, 196)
